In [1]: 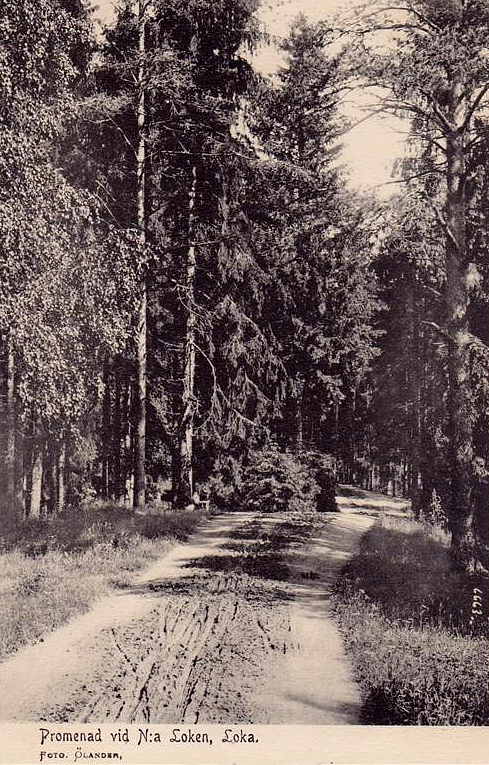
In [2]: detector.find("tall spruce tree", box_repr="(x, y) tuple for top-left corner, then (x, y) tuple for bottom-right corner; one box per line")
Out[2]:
(250, 16), (381, 456)
(148, 0), (284, 506)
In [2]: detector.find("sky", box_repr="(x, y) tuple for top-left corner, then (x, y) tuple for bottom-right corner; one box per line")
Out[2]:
(91, 0), (407, 195)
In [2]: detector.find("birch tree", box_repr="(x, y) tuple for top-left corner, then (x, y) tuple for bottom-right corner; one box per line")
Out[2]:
(134, 0), (147, 508)
(0, 0), (139, 520)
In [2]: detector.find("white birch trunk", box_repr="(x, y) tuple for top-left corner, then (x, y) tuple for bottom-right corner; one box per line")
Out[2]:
(134, 0), (147, 508)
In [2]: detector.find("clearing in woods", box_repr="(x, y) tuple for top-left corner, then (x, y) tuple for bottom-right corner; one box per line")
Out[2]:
(0, 488), (409, 724)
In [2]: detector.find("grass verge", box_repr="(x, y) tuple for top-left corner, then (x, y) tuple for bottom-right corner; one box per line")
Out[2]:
(332, 515), (489, 725)
(0, 505), (207, 661)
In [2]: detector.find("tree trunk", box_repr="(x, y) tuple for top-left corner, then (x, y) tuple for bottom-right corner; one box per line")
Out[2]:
(380, 463), (389, 494)
(14, 427), (25, 518)
(29, 449), (43, 519)
(373, 463), (379, 492)
(102, 363), (111, 499)
(134, 0), (147, 509)
(171, 348), (183, 506)
(125, 377), (134, 506)
(5, 335), (15, 518)
(292, 374), (305, 453)
(58, 439), (66, 512)
(410, 388), (422, 515)
(171, 408), (182, 506)
(178, 165), (198, 507)
(333, 402), (339, 460)
(47, 445), (58, 517)
(406, 285), (422, 515)
(349, 388), (357, 484)
(401, 459), (407, 498)
(113, 364), (124, 502)
(65, 441), (73, 508)
(444, 74), (474, 562)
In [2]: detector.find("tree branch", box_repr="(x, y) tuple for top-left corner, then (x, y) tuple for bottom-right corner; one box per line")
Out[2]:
(424, 194), (459, 252)
(461, 84), (489, 133)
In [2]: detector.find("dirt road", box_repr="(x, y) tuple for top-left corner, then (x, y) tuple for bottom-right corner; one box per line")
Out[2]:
(0, 488), (409, 724)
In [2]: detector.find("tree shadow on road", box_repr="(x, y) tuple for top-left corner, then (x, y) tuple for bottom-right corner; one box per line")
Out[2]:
(183, 552), (291, 581)
(337, 486), (367, 499)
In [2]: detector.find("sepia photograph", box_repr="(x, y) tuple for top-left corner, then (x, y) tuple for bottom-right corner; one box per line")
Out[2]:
(0, 0), (488, 761)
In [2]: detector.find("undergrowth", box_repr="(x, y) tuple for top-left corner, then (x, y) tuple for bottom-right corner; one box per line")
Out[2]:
(0, 505), (207, 660)
(332, 516), (489, 725)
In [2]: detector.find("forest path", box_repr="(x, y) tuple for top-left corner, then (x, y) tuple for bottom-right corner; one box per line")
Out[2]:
(0, 487), (410, 724)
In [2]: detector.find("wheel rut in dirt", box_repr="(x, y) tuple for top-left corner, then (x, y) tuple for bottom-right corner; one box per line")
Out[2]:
(65, 572), (292, 725)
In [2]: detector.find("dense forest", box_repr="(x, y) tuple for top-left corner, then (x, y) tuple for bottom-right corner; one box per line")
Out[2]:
(0, 0), (488, 572)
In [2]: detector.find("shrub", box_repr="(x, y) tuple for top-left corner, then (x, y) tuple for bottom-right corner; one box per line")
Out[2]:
(299, 452), (337, 512)
(237, 447), (319, 513)
(207, 453), (244, 509)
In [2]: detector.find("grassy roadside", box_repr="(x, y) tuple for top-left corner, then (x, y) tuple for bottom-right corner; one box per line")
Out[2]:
(0, 505), (208, 661)
(332, 515), (489, 725)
